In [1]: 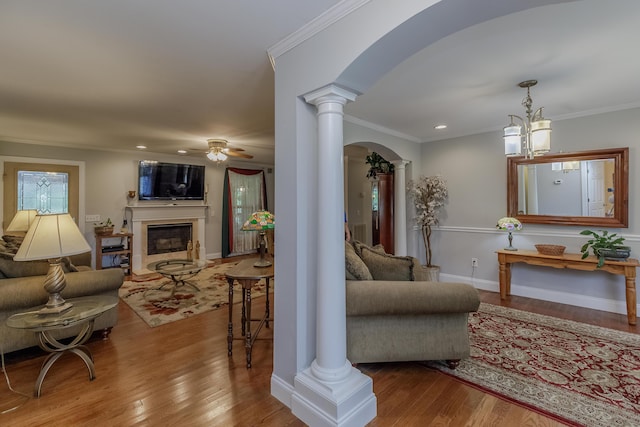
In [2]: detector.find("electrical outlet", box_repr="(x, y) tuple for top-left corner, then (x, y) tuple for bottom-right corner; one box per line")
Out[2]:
(471, 258), (479, 268)
(86, 214), (101, 222)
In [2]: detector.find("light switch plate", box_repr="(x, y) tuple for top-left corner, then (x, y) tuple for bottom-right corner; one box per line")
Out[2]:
(85, 214), (101, 222)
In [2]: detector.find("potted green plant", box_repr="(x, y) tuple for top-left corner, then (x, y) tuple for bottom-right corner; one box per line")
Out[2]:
(365, 152), (394, 179)
(579, 229), (630, 268)
(407, 175), (448, 280)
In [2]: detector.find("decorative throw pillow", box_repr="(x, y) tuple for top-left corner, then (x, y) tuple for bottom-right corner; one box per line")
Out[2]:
(345, 241), (373, 280)
(62, 256), (80, 272)
(0, 251), (74, 278)
(350, 240), (367, 257)
(0, 251), (51, 278)
(371, 244), (386, 254)
(1, 235), (23, 253)
(359, 245), (414, 281)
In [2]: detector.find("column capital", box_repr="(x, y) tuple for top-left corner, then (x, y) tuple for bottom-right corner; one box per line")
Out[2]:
(391, 159), (410, 168)
(304, 84), (359, 106)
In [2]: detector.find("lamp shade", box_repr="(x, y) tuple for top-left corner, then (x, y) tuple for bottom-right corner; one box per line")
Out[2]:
(242, 211), (275, 231)
(503, 124), (522, 155)
(530, 119), (551, 154)
(207, 151), (227, 162)
(6, 209), (38, 234)
(496, 216), (522, 232)
(13, 213), (91, 261)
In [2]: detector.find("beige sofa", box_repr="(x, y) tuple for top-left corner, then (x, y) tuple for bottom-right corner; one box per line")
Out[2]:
(345, 241), (480, 367)
(0, 236), (124, 354)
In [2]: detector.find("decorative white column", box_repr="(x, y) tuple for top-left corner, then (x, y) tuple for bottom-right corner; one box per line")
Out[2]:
(392, 160), (410, 256)
(291, 84), (376, 427)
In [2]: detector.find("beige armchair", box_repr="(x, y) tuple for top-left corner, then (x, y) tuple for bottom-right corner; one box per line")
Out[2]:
(345, 241), (480, 367)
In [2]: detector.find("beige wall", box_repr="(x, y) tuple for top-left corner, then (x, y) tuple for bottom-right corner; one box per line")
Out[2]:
(0, 142), (275, 261)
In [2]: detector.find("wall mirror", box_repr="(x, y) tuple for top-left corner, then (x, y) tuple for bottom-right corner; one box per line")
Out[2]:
(507, 147), (629, 227)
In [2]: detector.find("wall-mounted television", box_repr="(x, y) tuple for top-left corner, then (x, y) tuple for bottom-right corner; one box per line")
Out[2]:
(138, 161), (205, 201)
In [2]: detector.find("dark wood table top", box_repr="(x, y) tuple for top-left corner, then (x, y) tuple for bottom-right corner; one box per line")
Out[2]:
(225, 257), (274, 280)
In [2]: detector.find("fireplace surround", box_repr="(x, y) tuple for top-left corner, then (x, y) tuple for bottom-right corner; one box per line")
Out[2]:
(126, 205), (207, 272)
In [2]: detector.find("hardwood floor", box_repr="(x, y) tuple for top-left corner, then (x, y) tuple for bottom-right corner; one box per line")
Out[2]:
(1, 278), (637, 426)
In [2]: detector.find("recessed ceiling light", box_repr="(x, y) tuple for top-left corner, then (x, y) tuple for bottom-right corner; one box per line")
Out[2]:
(434, 124), (447, 130)
(177, 150), (187, 154)
(136, 145), (147, 149)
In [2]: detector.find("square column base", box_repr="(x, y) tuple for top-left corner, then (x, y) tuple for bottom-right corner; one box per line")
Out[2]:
(291, 366), (376, 427)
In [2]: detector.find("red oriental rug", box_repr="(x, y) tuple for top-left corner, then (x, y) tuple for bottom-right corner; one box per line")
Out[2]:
(433, 303), (640, 427)
(118, 261), (269, 327)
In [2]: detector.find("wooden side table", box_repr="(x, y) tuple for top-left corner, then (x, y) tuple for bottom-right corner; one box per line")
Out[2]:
(225, 257), (274, 368)
(496, 249), (639, 325)
(6, 295), (118, 397)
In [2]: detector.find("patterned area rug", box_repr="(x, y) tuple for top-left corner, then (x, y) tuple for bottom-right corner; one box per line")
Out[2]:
(118, 261), (269, 327)
(433, 303), (640, 427)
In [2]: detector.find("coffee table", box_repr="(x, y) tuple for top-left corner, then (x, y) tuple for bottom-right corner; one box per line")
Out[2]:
(6, 295), (118, 397)
(225, 257), (274, 368)
(146, 259), (208, 296)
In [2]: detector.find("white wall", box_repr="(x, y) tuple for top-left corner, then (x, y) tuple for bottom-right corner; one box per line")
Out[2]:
(0, 141), (274, 262)
(271, 0), (573, 415)
(419, 107), (640, 315)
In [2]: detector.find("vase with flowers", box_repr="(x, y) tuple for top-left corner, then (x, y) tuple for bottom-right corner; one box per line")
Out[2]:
(496, 217), (522, 250)
(407, 175), (448, 280)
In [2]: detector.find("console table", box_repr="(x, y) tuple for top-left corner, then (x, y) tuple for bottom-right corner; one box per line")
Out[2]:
(496, 249), (639, 325)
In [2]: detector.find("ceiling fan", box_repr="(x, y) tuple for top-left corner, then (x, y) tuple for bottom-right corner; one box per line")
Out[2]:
(206, 138), (253, 162)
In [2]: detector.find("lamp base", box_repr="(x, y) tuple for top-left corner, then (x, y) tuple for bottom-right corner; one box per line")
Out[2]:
(253, 231), (272, 267)
(39, 299), (73, 314)
(253, 259), (272, 268)
(39, 260), (74, 314)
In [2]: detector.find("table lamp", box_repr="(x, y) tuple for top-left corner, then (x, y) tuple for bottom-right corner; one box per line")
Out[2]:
(241, 211), (275, 267)
(5, 209), (38, 235)
(13, 213), (91, 314)
(496, 217), (522, 251)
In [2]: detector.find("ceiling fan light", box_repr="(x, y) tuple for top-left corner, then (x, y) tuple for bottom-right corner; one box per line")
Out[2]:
(207, 150), (227, 162)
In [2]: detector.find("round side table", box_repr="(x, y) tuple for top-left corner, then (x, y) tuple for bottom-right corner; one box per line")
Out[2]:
(6, 295), (118, 397)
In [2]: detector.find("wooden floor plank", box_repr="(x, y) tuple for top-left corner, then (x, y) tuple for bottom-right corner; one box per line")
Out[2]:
(1, 273), (637, 426)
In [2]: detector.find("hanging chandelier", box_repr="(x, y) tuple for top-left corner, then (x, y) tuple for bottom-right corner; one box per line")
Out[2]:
(503, 80), (552, 159)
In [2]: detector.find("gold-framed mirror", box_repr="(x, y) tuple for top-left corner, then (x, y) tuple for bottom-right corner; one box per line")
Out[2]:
(507, 147), (629, 227)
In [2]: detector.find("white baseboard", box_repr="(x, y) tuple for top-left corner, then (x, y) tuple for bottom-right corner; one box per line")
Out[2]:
(271, 373), (295, 408)
(440, 273), (637, 318)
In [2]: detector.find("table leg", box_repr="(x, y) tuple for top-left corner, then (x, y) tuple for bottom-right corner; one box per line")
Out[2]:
(34, 320), (96, 397)
(227, 278), (234, 356)
(245, 286), (252, 368)
(498, 257), (511, 299)
(241, 288), (247, 337)
(265, 278), (270, 328)
(624, 271), (637, 325)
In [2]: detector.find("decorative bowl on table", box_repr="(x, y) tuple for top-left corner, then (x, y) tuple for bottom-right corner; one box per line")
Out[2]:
(535, 244), (566, 256)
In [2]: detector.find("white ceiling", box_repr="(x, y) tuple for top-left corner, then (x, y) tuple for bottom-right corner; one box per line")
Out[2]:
(346, 0), (640, 145)
(1, 1), (639, 164)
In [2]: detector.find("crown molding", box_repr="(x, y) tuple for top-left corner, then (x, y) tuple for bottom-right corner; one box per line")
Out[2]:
(344, 114), (422, 143)
(267, 0), (371, 69)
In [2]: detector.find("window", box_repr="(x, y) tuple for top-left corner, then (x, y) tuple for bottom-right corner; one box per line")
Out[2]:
(3, 161), (79, 230)
(17, 171), (69, 213)
(221, 168), (268, 257)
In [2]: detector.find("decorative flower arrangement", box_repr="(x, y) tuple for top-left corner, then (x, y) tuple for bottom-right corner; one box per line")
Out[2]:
(496, 217), (522, 250)
(407, 175), (448, 267)
(496, 217), (522, 231)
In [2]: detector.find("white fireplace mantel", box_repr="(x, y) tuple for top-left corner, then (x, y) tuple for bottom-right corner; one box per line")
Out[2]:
(126, 204), (207, 272)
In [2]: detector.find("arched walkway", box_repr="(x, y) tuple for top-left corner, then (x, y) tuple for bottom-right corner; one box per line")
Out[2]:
(270, 1), (572, 425)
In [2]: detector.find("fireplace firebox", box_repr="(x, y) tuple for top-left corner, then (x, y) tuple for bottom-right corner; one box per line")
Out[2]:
(147, 223), (192, 256)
